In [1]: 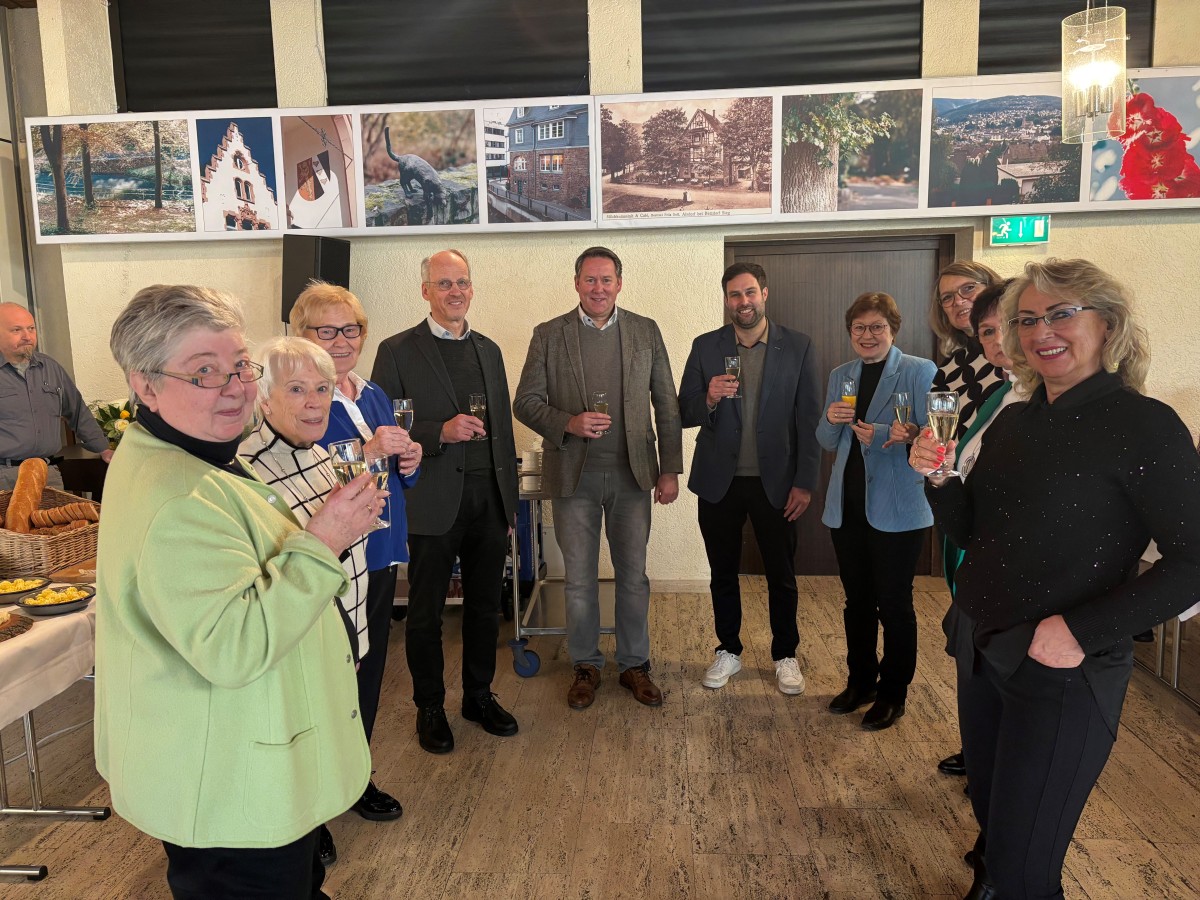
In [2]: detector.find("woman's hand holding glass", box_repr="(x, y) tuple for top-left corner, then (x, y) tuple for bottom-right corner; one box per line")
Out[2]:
(882, 420), (920, 449)
(909, 428), (957, 484)
(365, 424), (413, 459)
(305, 471), (385, 554)
(850, 419), (875, 445)
(826, 399), (855, 425)
(397, 440), (422, 476)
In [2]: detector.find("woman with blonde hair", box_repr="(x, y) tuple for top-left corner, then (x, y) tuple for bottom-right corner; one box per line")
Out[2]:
(911, 258), (1200, 900)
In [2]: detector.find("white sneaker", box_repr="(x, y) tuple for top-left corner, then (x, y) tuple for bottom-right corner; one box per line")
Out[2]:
(774, 658), (806, 695)
(702, 650), (742, 689)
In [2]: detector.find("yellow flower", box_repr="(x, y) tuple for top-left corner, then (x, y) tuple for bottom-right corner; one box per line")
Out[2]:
(119, 409), (131, 419)
(115, 419), (129, 433)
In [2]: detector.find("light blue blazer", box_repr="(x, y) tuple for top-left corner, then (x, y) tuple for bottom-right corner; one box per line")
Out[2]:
(816, 345), (937, 532)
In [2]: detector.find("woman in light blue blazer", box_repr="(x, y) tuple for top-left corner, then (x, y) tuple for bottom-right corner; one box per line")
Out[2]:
(815, 292), (937, 731)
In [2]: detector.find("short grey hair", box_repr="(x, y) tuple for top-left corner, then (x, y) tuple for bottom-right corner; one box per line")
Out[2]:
(254, 336), (336, 411)
(420, 249), (471, 283)
(110, 285), (245, 407)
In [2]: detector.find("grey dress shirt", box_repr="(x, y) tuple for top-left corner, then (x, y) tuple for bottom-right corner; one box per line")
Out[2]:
(0, 352), (109, 460)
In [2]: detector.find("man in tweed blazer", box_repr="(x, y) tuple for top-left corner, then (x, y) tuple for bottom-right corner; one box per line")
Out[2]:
(372, 249), (519, 756)
(514, 247), (683, 710)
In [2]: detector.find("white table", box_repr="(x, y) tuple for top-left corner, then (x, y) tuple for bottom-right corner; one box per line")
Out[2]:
(0, 600), (109, 882)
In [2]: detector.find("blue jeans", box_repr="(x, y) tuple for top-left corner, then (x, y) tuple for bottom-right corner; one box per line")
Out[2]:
(553, 468), (651, 672)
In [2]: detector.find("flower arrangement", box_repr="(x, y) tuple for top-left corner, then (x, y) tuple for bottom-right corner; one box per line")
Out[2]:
(1113, 91), (1200, 200)
(89, 399), (133, 449)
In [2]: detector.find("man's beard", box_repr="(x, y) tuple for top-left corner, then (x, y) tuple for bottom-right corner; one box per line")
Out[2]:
(735, 307), (764, 328)
(11, 345), (34, 362)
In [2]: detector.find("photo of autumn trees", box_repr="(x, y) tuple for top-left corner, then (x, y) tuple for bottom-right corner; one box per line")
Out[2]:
(599, 96), (772, 219)
(31, 119), (194, 235)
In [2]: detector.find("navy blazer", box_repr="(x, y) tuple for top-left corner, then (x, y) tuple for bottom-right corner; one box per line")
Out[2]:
(815, 345), (936, 532)
(678, 321), (822, 508)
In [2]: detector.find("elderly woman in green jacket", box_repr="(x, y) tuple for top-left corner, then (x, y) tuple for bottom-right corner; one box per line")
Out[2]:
(96, 285), (385, 899)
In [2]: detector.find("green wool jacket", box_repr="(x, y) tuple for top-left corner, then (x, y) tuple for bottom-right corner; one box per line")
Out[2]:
(94, 423), (371, 848)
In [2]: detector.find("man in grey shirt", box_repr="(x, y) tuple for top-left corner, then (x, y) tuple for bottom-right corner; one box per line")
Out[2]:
(677, 263), (822, 695)
(0, 302), (111, 491)
(514, 247), (683, 711)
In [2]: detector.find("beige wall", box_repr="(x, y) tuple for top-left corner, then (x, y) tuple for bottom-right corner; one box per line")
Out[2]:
(22, 0), (1200, 580)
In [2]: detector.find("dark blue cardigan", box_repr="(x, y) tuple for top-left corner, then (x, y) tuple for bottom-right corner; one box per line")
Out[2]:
(319, 378), (419, 570)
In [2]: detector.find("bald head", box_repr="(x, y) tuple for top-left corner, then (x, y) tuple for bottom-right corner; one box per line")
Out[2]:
(0, 303), (37, 366)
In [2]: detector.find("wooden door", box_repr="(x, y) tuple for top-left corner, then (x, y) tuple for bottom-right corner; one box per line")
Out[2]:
(729, 235), (954, 576)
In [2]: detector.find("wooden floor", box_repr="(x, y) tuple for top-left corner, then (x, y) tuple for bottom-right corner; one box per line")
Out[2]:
(3, 577), (1199, 899)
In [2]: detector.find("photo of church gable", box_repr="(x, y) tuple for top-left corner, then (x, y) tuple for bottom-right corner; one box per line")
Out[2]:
(198, 120), (279, 232)
(506, 104), (590, 211)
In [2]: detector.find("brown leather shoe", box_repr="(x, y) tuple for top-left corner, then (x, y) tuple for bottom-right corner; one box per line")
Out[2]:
(567, 664), (601, 709)
(619, 663), (663, 707)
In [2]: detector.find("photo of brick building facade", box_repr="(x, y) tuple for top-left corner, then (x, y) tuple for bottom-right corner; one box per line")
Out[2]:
(485, 103), (592, 224)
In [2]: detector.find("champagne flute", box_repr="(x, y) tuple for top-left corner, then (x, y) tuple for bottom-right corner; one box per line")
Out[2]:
(364, 451), (390, 530)
(393, 397), (414, 432)
(840, 375), (858, 408)
(590, 390), (610, 435)
(468, 392), (487, 441)
(926, 391), (961, 478)
(892, 391), (912, 426)
(724, 355), (742, 399)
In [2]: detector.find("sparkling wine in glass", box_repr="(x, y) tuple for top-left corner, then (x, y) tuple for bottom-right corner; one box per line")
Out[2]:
(364, 453), (390, 530)
(468, 392), (487, 441)
(892, 391), (912, 426)
(926, 392), (961, 478)
(327, 439), (367, 487)
(590, 390), (610, 435)
(724, 355), (742, 399)
(393, 397), (414, 432)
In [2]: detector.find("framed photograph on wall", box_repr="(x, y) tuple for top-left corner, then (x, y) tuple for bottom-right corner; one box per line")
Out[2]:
(482, 99), (595, 228)
(280, 112), (360, 230)
(196, 115), (281, 233)
(597, 91), (775, 226)
(28, 117), (195, 239)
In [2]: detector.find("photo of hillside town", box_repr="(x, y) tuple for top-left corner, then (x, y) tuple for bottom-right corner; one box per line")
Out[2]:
(599, 96), (772, 221)
(928, 84), (1082, 208)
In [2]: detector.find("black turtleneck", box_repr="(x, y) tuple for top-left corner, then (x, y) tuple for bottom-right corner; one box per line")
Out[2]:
(136, 407), (250, 479)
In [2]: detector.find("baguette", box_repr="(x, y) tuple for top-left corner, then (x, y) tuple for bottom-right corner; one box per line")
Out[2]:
(4, 459), (47, 533)
(30, 501), (100, 528)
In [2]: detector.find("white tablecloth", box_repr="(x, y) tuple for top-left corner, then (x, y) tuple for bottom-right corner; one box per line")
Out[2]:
(0, 600), (96, 730)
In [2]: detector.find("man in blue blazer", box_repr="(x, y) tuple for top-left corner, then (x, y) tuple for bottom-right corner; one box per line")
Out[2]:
(678, 262), (822, 695)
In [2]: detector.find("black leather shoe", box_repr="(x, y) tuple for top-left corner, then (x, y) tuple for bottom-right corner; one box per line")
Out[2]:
(828, 684), (878, 714)
(861, 699), (905, 731)
(318, 824), (336, 867)
(350, 780), (403, 821)
(962, 849), (998, 899)
(417, 706), (454, 754)
(462, 693), (519, 737)
(938, 751), (967, 776)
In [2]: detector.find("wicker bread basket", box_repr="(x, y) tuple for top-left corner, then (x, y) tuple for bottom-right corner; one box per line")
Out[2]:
(0, 488), (99, 575)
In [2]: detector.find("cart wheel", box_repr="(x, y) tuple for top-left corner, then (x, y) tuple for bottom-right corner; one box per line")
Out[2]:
(508, 638), (541, 677)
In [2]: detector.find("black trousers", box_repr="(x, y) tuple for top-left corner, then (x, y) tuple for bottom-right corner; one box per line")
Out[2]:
(358, 565), (398, 743)
(829, 505), (924, 703)
(959, 652), (1127, 899)
(162, 830), (326, 899)
(405, 474), (507, 709)
(697, 476), (799, 661)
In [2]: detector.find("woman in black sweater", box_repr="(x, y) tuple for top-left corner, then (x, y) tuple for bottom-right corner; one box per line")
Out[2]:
(911, 259), (1200, 900)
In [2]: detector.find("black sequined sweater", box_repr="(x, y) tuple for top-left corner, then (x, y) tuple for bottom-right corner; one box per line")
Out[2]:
(926, 371), (1200, 655)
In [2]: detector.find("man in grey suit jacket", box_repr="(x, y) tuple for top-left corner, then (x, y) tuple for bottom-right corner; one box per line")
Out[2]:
(678, 262), (821, 695)
(514, 247), (683, 710)
(371, 249), (520, 755)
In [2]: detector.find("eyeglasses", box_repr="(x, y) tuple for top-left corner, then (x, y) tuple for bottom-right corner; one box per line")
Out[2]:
(305, 324), (363, 340)
(939, 281), (984, 306)
(155, 361), (264, 389)
(850, 322), (889, 336)
(1007, 306), (1097, 330)
(425, 278), (472, 292)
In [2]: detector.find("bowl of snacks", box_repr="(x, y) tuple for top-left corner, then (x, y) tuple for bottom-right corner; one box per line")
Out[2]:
(0, 576), (50, 601)
(16, 583), (95, 616)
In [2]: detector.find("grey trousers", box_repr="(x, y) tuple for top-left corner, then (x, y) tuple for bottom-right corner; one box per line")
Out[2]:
(0, 464), (65, 492)
(553, 468), (652, 672)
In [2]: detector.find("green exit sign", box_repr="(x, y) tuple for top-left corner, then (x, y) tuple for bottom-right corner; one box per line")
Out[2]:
(989, 215), (1051, 246)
